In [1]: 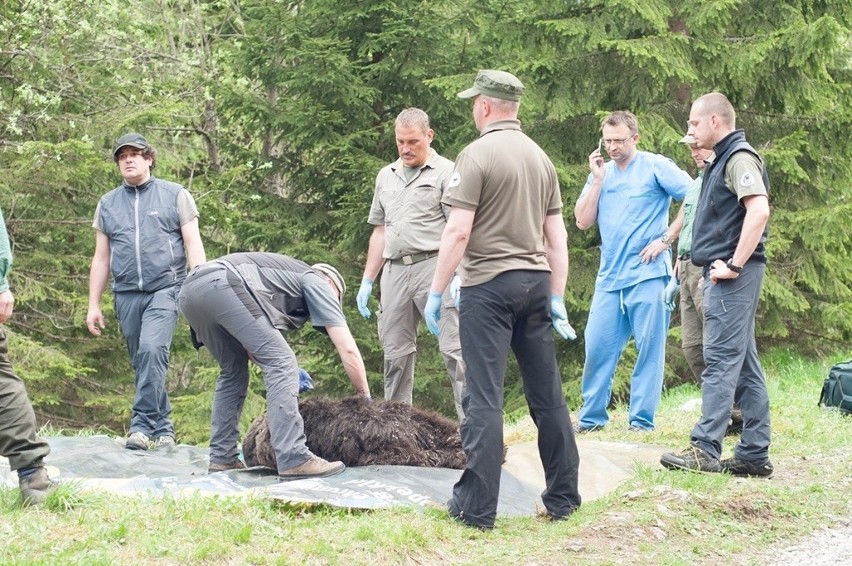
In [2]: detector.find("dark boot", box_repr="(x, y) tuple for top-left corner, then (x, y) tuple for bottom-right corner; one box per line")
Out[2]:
(19, 467), (58, 506)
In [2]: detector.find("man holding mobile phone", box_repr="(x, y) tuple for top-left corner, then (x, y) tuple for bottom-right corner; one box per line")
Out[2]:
(574, 111), (692, 433)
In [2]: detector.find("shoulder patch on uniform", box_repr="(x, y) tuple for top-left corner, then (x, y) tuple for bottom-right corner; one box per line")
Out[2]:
(448, 172), (461, 188)
(740, 172), (755, 187)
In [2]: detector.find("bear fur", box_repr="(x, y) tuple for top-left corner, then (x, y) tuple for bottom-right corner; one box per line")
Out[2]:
(243, 396), (466, 470)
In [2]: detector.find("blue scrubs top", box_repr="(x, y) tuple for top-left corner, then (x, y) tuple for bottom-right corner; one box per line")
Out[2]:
(580, 151), (692, 292)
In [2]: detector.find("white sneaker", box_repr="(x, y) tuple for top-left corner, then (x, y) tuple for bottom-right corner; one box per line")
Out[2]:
(125, 431), (150, 451)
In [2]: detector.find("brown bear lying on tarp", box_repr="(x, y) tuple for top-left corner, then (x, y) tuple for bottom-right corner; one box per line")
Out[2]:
(243, 396), (466, 470)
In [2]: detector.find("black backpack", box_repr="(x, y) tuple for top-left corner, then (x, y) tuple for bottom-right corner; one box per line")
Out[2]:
(818, 360), (852, 415)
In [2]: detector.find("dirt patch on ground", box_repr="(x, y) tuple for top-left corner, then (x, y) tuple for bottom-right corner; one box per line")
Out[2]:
(537, 448), (851, 565)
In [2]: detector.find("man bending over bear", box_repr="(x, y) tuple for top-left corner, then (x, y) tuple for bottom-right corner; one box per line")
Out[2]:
(178, 252), (371, 479)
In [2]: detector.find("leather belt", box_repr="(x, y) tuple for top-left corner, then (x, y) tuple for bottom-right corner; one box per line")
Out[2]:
(388, 251), (439, 266)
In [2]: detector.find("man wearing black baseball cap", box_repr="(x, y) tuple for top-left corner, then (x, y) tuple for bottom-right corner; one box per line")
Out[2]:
(87, 132), (207, 451)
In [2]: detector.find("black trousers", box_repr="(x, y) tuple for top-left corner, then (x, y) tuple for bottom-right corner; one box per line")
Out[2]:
(449, 270), (581, 527)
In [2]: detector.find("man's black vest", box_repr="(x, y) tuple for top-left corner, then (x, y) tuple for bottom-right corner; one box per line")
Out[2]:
(691, 129), (769, 267)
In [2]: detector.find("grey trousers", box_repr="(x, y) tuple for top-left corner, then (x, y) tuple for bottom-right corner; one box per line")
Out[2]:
(691, 262), (770, 461)
(179, 265), (311, 471)
(114, 287), (179, 438)
(0, 326), (50, 470)
(378, 257), (466, 420)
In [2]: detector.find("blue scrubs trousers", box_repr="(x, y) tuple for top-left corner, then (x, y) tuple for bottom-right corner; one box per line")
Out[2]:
(578, 276), (669, 430)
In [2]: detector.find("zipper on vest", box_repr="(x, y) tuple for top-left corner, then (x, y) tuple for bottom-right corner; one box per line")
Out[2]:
(134, 189), (144, 290)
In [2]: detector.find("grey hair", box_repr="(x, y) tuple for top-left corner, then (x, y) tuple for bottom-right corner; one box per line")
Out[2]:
(395, 108), (431, 133)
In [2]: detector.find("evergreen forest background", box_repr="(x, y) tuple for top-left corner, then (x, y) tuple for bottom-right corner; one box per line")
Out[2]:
(1, 0), (849, 443)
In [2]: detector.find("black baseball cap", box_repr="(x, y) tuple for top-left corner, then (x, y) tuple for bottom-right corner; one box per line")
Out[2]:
(112, 133), (149, 158)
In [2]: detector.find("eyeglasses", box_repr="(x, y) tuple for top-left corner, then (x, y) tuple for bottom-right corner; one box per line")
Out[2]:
(601, 133), (635, 148)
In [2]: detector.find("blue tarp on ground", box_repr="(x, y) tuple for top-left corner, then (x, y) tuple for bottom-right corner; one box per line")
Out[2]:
(0, 436), (544, 516)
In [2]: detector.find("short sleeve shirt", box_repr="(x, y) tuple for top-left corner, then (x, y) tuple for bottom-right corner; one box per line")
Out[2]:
(367, 150), (455, 259)
(724, 152), (768, 201)
(223, 252), (347, 332)
(442, 119), (562, 287)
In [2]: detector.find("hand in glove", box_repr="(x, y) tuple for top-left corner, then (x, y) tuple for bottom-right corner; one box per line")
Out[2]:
(663, 276), (680, 312)
(424, 292), (443, 336)
(449, 274), (461, 308)
(298, 368), (314, 393)
(356, 278), (373, 319)
(550, 295), (577, 340)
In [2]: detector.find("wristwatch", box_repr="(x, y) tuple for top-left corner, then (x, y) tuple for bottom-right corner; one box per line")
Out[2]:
(660, 234), (674, 246)
(726, 260), (744, 273)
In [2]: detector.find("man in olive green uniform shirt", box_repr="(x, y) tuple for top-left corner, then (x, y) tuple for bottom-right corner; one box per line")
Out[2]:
(425, 70), (580, 529)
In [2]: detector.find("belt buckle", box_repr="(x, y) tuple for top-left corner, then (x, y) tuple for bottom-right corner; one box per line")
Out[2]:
(402, 255), (414, 266)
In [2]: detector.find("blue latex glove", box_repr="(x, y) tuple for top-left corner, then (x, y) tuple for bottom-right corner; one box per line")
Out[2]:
(424, 291), (443, 336)
(356, 278), (373, 319)
(663, 276), (680, 312)
(550, 295), (577, 340)
(449, 274), (461, 308)
(298, 368), (314, 393)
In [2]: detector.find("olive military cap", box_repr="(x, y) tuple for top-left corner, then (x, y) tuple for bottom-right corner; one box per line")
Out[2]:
(457, 70), (525, 101)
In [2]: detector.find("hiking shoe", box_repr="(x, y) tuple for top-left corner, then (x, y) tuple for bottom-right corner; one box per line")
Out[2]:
(19, 467), (58, 506)
(125, 431), (150, 451)
(278, 455), (344, 480)
(573, 423), (603, 434)
(628, 424), (652, 433)
(208, 460), (247, 474)
(153, 435), (175, 449)
(660, 443), (722, 473)
(721, 457), (774, 478)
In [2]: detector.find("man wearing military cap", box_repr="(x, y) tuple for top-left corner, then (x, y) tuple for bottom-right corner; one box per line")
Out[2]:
(425, 69), (581, 529)
(664, 135), (714, 383)
(87, 132), (206, 451)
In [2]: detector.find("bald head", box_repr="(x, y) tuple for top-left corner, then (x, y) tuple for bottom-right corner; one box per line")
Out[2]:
(693, 92), (736, 128)
(687, 92), (737, 150)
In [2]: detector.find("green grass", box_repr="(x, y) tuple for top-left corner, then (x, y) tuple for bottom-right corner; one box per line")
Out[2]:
(2, 348), (850, 565)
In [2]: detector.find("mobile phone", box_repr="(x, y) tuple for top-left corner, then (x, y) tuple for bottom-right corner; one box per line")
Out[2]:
(597, 138), (603, 153)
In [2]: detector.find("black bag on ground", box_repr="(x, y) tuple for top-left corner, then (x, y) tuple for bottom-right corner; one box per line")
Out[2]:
(818, 360), (852, 414)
